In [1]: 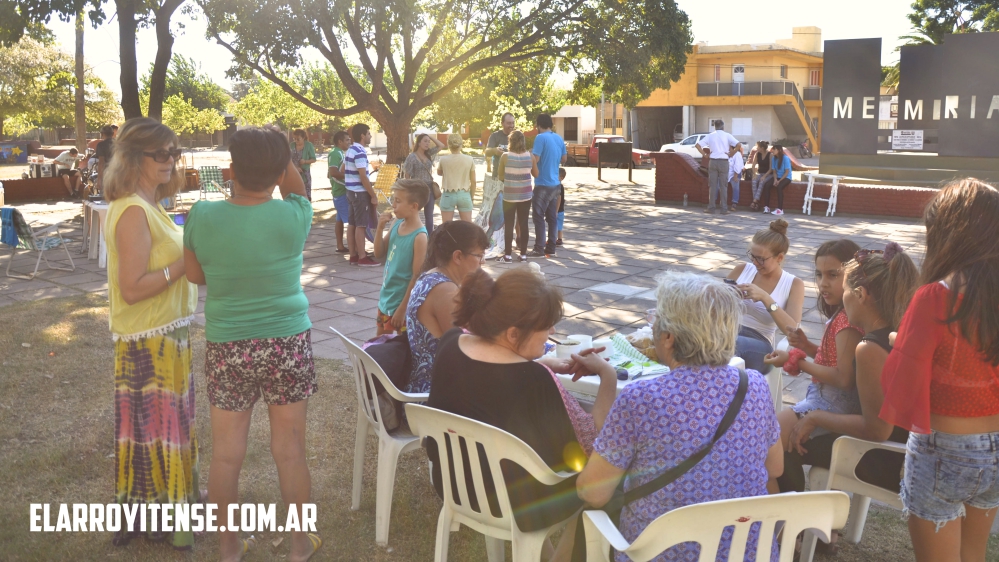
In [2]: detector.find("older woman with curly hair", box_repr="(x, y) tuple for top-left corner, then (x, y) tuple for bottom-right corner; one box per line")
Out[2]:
(577, 271), (783, 561)
(103, 117), (198, 549)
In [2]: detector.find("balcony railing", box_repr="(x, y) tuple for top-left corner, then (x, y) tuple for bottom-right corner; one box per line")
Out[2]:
(803, 87), (822, 100)
(697, 81), (818, 141)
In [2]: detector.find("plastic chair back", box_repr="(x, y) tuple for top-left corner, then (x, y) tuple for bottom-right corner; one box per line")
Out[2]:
(405, 403), (575, 538)
(583, 491), (850, 562)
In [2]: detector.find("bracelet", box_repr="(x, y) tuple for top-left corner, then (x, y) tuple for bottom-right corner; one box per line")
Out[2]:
(163, 266), (171, 285)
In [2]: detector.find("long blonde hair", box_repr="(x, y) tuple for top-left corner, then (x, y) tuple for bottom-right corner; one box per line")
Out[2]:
(103, 118), (184, 202)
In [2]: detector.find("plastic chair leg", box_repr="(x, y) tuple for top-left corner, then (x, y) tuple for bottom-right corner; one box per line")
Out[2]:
(374, 437), (404, 546)
(485, 536), (505, 562)
(435, 506), (454, 562)
(511, 530), (550, 562)
(351, 411), (368, 511)
(843, 495), (872, 543)
(799, 529), (820, 562)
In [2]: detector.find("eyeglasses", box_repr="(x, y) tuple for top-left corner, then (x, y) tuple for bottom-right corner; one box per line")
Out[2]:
(142, 148), (182, 163)
(747, 250), (773, 265)
(465, 252), (485, 262)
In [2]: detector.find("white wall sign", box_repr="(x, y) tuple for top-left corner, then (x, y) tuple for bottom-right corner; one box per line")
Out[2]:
(892, 129), (924, 150)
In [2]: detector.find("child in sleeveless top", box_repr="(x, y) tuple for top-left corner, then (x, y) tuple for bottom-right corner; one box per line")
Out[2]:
(763, 239), (864, 493)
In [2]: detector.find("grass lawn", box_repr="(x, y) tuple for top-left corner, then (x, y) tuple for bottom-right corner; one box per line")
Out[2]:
(0, 293), (985, 561)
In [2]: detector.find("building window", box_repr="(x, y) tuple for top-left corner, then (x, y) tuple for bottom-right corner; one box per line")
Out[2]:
(603, 119), (623, 130)
(780, 65), (788, 79)
(809, 69), (820, 86)
(714, 65), (721, 82)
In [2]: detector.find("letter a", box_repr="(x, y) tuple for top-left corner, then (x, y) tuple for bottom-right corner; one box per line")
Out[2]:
(988, 96), (999, 119)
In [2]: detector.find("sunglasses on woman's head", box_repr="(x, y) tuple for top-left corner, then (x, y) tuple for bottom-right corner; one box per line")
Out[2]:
(142, 148), (183, 163)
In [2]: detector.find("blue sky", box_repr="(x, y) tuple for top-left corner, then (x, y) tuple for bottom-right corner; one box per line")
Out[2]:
(48, 0), (916, 98)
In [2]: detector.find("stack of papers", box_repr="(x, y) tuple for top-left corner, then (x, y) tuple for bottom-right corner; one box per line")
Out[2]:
(609, 334), (670, 379)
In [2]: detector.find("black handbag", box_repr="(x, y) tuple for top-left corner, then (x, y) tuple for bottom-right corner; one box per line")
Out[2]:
(571, 369), (749, 561)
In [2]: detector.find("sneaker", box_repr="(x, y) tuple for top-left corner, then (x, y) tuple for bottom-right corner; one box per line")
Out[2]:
(502, 255), (512, 263)
(720, 208), (729, 215)
(527, 250), (547, 258)
(555, 238), (563, 246)
(773, 209), (784, 216)
(349, 256), (359, 266)
(763, 206), (771, 214)
(545, 251), (557, 258)
(703, 207), (715, 214)
(518, 254), (527, 262)
(357, 256), (381, 267)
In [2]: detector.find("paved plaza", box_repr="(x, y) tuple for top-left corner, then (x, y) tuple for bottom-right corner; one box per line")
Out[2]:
(1, 164), (927, 405)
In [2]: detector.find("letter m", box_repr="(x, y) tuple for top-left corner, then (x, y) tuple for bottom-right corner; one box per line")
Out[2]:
(834, 97), (853, 119)
(905, 99), (924, 120)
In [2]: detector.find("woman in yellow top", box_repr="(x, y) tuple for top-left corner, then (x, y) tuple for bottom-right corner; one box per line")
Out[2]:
(103, 118), (199, 550)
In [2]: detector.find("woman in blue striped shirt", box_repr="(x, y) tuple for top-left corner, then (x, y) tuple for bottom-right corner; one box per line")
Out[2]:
(497, 130), (538, 262)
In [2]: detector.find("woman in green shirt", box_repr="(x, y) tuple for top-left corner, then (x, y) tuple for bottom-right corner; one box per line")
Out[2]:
(184, 126), (322, 562)
(291, 128), (317, 201)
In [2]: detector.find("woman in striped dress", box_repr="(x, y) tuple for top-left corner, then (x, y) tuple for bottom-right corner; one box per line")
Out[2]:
(497, 130), (538, 262)
(103, 118), (200, 549)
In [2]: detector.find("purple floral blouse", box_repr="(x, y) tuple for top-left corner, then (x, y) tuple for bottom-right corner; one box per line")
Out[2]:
(593, 364), (779, 561)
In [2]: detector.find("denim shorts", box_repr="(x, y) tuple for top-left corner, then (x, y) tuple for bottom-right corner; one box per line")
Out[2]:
(901, 431), (999, 530)
(333, 194), (349, 223)
(438, 189), (472, 212)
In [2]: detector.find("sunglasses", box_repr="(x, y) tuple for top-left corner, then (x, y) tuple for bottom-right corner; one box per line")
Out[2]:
(142, 148), (183, 163)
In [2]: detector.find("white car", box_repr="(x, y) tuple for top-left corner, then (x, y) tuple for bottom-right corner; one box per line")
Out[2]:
(659, 133), (709, 158)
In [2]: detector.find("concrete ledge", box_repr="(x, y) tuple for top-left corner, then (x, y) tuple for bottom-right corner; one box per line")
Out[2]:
(652, 152), (937, 219)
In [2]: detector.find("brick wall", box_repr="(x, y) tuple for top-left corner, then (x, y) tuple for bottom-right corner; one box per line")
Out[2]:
(652, 152), (938, 219)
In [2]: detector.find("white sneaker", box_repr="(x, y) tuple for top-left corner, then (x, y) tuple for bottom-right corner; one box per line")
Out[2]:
(763, 206), (771, 214)
(774, 209), (784, 216)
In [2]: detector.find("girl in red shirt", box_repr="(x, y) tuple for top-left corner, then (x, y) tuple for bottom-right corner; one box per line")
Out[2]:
(880, 178), (999, 561)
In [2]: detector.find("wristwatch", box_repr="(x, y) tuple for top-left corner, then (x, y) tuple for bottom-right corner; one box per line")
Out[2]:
(768, 301), (779, 313)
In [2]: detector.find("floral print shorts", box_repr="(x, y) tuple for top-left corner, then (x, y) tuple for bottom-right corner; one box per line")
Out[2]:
(206, 330), (316, 411)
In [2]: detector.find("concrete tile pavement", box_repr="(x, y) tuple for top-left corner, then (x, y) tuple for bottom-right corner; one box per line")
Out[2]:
(2, 165), (927, 406)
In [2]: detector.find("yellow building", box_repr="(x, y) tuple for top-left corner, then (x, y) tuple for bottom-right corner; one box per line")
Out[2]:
(635, 27), (824, 152)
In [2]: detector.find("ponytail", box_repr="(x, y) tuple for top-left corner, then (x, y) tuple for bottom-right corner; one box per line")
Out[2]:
(844, 242), (919, 330)
(454, 268), (563, 344)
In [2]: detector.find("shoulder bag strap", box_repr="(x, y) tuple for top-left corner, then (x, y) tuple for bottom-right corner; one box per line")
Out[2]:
(609, 369), (749, 511)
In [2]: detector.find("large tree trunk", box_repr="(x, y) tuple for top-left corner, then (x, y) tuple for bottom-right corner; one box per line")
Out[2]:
(147, 0), (183, 120)
(74, 10), (86, 151)
(381, 120), (412, 165)
(117, 0), (142, 119)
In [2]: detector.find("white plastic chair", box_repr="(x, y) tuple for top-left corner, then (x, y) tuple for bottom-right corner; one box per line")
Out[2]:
(332, 328), (429, 546)
(766, 337), (789, 412)
(799, 436), (906, 562)
(405, 403), (578, 562)
(582, 491), (850, 562)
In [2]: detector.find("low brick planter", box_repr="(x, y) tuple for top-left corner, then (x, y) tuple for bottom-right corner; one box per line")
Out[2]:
(652, 152), (937, 219)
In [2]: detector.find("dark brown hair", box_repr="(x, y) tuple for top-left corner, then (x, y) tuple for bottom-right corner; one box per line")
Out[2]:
(423, 221), (489, 272)
(392, 178), (430, 207)
(751, 218), (790, 257)
(814, 239), (861, 319)
(454, 268), (563, 345)
(412, 133), (430, 154)
(229, 126), (291, 192)
(921, 178), (999, 364)
(292, 128), (307, 140)
(332, 130), (349, 145)
(844, 243), (920, 330)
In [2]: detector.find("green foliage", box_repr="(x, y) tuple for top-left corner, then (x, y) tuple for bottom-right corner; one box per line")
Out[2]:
(0, 0), (106, 47)
(0, 36), (121, 137)
(139, 92), (226, 135)
(883, 0), (999, 87)
(198, 0), (693, 158)
(420, 60), (570, 134)
(141, 55), (231, 111)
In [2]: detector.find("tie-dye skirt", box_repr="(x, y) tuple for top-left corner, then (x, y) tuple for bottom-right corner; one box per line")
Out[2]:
(114, 326), (199, 549)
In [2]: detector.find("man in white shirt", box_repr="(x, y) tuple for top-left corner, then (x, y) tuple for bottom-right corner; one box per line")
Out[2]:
(695, 120), (742, 214)
(53, 148), (84, 197)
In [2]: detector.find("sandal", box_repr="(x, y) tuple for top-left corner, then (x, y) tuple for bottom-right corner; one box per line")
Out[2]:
(297, 533), (322, 562)
(238, 536), (256, 561)
(335, 248), (349, 253)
